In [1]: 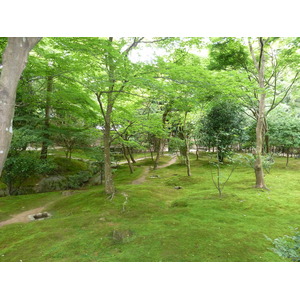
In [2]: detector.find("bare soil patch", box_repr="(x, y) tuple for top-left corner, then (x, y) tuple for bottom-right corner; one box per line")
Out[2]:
(131, 156), (177, 185)
(0, 202), (54, 228)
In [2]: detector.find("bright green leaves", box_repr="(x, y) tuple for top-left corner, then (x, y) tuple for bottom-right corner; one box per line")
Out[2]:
(208, 37), (250, 71)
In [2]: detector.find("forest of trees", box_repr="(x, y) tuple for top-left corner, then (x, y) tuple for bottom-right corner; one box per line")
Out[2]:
(1, 37), (299, 196)
(0, 35), (300, 283)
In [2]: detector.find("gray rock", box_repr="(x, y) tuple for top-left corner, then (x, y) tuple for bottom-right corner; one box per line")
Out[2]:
(61, 190), (74, 196)
(174, 186), (183, 189)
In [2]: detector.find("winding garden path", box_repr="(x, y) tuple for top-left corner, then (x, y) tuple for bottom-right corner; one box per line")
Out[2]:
(131, 155), (177, 185)
(0, 155), (177, 227)
(0, 202), (54, 227)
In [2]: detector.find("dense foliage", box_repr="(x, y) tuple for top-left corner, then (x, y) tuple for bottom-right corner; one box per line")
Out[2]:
(0, 37), (300, 262)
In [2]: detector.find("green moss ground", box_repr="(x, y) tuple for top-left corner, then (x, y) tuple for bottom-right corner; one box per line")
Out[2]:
(0, 153), (299, 261)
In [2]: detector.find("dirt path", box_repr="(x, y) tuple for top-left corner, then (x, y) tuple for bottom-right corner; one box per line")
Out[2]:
(131, 156), (177, 185)
(0, 156), (177, 226)
(157, 156), (177, 169)
(131, 167), (151, 185)
(0, 202), (54, 228)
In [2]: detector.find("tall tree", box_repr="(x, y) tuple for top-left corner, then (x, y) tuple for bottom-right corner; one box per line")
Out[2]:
(248, 38), (268, 188)
(0, 37), (41, 176)
(209, 37), (300, 189)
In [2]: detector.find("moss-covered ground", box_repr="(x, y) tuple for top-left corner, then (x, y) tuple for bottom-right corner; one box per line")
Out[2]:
(0, 153), (299, 262)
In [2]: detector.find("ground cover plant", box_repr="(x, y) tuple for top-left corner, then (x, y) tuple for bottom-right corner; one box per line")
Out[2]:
(0, 153), (299, 262)
(1, 37), (300, 264)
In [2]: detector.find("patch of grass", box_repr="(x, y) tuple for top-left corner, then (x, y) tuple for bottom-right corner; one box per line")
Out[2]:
(170, 200), (188, 207)
(0, 154), (299, 262)
(51, 157), (88, 175)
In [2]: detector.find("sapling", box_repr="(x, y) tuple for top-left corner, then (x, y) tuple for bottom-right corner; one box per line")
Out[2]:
(209, 152), (241, 197)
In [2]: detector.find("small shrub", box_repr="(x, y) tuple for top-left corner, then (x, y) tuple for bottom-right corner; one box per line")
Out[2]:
(2, 153), (55, 194)
(66, 170), (93, 189)
(266, 228), (300, 262)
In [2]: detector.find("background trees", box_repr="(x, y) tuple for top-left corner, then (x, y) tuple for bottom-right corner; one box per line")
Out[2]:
(200, 101), (244, 162)
(1, 37), (300, 195)
(209, 37), (300, 188)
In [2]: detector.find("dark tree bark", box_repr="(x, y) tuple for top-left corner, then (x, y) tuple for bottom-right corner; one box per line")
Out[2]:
(0, 37), (41, 176)
(286, 148), (290, 167)
(128, 147), (136, 163)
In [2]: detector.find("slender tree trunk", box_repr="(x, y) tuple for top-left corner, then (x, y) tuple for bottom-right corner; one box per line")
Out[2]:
(249, 38), (267, 189)
(196, 147), (199, 160)
(97, 37), (117, 196)
(153, 138), (161, 170)
(40, 75), (53, 159)
(122, 145), (134, 173)
(178, 113), (191, 176)
(153, 100), (172, 170)
(286, 148), (290, 167)
(185, 142), (191, 176)
(150, 148), (154, 161)
(128, 147), (136, 163)
(255, 108), (266, 188)
(0, 37), (41, 176)
(264, 117), (270, 154)
(161, 139), (166, 155)
(103, 119), (115, 194)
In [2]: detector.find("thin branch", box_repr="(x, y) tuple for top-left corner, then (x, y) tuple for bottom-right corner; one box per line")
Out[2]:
(123, 37), (145, 54)
(267, 70), (300, 115)
(140, 38), (170, 44)
(95, 92), (107, 124)
(248, 38), (259, 72)
(110, 121), (134, 143)
(221, 165), (237, 190)
(258, 37), (265, 71)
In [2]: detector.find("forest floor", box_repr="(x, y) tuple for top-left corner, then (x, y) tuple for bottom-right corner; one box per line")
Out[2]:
(0, 155), (177, 226)
(0, 153), (299, 262)
(131, 155), (177, 185)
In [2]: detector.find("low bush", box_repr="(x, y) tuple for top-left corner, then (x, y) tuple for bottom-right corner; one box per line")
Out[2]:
(266, 228), (300, 262)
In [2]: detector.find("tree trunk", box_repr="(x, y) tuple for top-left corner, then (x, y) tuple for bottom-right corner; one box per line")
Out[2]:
(196, 148), (199, 160)
(103, 121), (115, 194)
(96, 37), (117, 196)
(250, 38), (267, 189)
(153, 101), (172, 170)
(128, 147), (136, 163)
(178, 113), (191, 176)
(185, 144), (191, 176)
(217, 149), (224, 163)
(122, 145), (134, 174)
(0, 37), (41, 176)
(150, 148), (154, 161)
(264, 118), (270, 154)
(153, 138), (161, 170)
(286, 148), (290, 167)
(40, 75), (53, 159)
